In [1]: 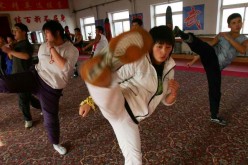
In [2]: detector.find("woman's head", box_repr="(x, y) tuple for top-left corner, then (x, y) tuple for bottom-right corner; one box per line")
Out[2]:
(227, 13), (243, 33)
(42, 20), (65, 42)
(132, 18), (143, 29)
(74, 28), (81, 34)
(96, 26), (104, 34)
(149, 25), (175, 64)
(149, 25), (175, 47)
(12, 23), (29, 41)
(227, 13), (242, 24)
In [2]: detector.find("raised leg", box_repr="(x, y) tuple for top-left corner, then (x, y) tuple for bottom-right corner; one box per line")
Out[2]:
(80, 27), (153, 87)
(86, 82), (142, 164)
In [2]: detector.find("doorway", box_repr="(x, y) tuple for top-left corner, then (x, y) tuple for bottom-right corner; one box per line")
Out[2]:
(0, 14), (12, 38)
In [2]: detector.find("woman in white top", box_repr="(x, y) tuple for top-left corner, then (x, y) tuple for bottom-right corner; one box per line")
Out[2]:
(79, 26), (179, 164)
(0, 20), (79, 155)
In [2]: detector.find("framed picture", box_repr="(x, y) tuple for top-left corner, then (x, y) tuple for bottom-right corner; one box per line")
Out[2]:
(183, 4), (204, 30)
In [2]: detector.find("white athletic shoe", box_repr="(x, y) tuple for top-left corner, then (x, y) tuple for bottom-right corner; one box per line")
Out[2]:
(53, 144), (67, 155)
(25, 121), (33, 128)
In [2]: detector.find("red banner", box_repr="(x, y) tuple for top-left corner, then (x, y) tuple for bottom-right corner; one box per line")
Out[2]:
(0, 0), (69, 11)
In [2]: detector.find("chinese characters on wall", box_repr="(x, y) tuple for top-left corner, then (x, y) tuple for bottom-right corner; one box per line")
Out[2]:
(0, 0), (69, 26)
(0, 0), (68, 11)
(14, 14), (66, 24)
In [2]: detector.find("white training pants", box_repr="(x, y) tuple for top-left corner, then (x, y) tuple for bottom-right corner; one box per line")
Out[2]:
(86, 82), (142, 165)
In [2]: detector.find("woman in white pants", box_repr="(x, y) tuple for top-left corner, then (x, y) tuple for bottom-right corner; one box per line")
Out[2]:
(79, 25), (179, 165)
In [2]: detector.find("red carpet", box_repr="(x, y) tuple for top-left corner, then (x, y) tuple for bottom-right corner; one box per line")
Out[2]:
(174, 58), (248, 77)
(1, 68), (248, 164)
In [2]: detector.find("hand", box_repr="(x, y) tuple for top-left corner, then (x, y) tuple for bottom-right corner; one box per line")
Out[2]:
(46, 41), (55, 49)
(79, 104), (92, 117)
(165, 79), (179, 104)
(218, 32), (232, 41)
(186, 62), (193, 68)
(168, 79), (179, 97)
(1, 45), (12, 54)
(82, 47), (86, 52)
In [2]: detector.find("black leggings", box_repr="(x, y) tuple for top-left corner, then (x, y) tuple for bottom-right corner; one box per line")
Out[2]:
(187, 34), (221, 118)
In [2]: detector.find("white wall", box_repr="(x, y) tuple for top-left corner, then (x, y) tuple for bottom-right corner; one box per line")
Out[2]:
(72, 0), (221, 34)
(74, 0), (135, 30)
(0, 0), (221, 34)
(0, 10), (75, 32)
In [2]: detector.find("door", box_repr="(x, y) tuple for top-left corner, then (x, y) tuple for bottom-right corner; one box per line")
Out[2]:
(0, 14), (12, 38)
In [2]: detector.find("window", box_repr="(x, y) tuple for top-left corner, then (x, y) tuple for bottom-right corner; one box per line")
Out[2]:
(220, 0), (248, 33)
(80, 17), (95, 40)
(27, 31), (44, 44)
(152, 1), (183, 29)
(108, 10), (130, 36)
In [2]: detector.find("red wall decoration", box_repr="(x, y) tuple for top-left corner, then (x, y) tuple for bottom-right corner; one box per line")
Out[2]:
(14, 14), (66, 24)
(0, 0), (69, 11)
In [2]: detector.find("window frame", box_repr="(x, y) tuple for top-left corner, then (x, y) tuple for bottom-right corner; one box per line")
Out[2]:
(108, 10), (130, 37)
(80, 16), (95, 41)
(220, 0), (248, 34)
(151, 1), (183, 29)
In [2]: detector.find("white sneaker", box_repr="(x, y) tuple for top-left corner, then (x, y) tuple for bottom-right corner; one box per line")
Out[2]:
(53, 144), (67, 155)
(25, 121), (33, 128)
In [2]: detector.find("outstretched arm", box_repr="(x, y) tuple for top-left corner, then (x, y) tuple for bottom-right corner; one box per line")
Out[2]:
(82, 34), (101, 51)
(186, 55), (200, 67)
(1, 45), (30, 60)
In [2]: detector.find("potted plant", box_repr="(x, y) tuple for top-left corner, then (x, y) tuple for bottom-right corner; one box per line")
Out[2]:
(88, 33), (92, 40)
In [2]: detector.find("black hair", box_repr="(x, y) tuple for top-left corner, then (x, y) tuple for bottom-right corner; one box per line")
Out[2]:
(42, 20), (65, 39)
(96, 26), (104, 33)
(149, 25), (175, 46)
(227, 13), (242, 24)
(7, 34), (14, 40)
(105, 18), (110, 23)
(74, 28), (80, 32)
(14, 23), (29, 33)
(149, 25), (175, 60)
(132, 18), (143, 26)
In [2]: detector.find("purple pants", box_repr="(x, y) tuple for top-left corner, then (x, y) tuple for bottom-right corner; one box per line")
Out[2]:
(0, 67), (62, 144)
